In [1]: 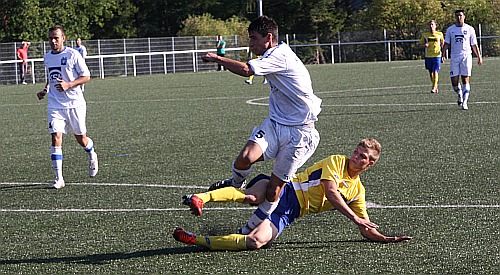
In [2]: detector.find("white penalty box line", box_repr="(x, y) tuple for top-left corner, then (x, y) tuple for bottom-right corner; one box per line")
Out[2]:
(1, 182), (499, 212)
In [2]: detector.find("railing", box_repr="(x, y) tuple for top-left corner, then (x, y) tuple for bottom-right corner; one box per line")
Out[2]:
(1, 29), (498, 85)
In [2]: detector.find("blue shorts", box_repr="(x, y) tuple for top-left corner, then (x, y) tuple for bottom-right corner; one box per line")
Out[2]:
(425, 57), (441, 73)
(254, 182), (301, 237)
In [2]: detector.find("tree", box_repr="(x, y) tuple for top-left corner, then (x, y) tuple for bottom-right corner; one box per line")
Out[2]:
(0, 0), (137, 42)
(177, 14), (249, 37)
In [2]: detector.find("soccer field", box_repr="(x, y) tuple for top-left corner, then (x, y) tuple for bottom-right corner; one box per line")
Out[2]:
(1, 59), (499, 274)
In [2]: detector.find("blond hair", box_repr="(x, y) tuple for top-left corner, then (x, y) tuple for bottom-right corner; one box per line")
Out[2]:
(358, 138), (381, 162)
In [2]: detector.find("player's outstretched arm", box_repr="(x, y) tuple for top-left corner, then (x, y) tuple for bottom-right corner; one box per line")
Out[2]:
(201, 52), (254, 77)
(357, 220), (412, 243)
(324, 179), (379, 229)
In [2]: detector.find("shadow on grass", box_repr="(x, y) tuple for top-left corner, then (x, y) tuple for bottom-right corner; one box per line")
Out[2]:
(0, 184), (52, 190)
(0, 240), (372, 265)
(0, 246), (209, 265)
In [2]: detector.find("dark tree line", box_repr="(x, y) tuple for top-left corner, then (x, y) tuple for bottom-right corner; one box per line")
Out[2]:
(1, 0), (498, 42)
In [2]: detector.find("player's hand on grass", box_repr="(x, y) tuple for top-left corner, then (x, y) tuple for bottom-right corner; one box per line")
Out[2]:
(355, 217), (379, 229)
(387, 235), (412, 243)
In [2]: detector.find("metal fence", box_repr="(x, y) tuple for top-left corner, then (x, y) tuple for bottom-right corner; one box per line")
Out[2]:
(1, 26), (498, 85)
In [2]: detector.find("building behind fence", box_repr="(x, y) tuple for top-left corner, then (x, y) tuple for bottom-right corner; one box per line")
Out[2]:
(1, 26), (498, 85)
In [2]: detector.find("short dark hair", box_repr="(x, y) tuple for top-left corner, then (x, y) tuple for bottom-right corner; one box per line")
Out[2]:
(248, 16), (279, 43)
(455, 9), (465, 14)
(48, 25), (65, 35)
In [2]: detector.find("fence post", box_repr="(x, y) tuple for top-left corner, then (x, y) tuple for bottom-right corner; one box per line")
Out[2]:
(330, 44), (334, 64)
(479, 23), (482, 55)
(337, 31), (341, 63)
(384, 29), (392, 62)
(30, 60), (35, 84)
(14, 43), (19, 84)
(194, 36), (198, 72)
(172, 37), (176, 73)
(124, 39), (128, 77)
(164, 53), (167, 74)
(148, 37), (152, 75)
(133, 54), (136, 76)
(98, 39), (104, 78)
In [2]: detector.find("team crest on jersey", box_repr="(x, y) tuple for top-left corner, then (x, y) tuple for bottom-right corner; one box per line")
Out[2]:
(61, 57), (67, 65)
(48, 67), (62, 82)
(454, 34), (464, 43)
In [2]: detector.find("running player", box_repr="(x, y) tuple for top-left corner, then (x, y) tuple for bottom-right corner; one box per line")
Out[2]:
(37, 25), (98, 189)
(442, 9), (483, 110)
(174, 139), (412, 251)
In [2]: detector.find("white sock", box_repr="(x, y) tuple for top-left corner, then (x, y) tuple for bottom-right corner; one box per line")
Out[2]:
(232, 163), (252, 187)
(259, 199), (280, 216)
(51, 146), (63, 181)
(84, 137), (95, 157)
(463, 90), (470, 104)
(240, 214), (263, 234)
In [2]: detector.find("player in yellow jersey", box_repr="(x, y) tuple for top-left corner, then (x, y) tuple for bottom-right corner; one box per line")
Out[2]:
(419, 20), (444, 93)
(173, 138), (412, 250)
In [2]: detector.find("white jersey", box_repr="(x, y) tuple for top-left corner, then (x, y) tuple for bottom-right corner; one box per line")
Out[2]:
(74, 45), (87, 59)
(248, 42), (321, 126)
(444, 23), (478, 57)
(44, 47), (90, 109)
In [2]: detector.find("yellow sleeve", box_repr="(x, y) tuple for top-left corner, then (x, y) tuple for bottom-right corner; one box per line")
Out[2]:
(419, 34), (427, 45)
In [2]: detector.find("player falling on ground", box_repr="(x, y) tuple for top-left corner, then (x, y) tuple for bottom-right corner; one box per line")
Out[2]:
(419, 20), (444, 94)
(174, 138), (412, 251)
(37, 25), (98, 189)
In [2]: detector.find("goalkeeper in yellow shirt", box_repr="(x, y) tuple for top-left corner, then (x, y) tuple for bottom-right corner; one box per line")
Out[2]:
(173, 138), (412, 250)
(419, 20), (444, 93)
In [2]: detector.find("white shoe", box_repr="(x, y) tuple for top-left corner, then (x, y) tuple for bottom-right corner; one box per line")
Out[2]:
(245, 80), (253, 85)
(89, 152), (98, 177)
(52, 179), (65, 189)
(22, 81), (27, 85)
(462, 102), (469, 110)
(262, 79), (268, 85)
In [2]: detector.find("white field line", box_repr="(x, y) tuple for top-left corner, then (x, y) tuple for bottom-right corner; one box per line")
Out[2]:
(1, 182), (498, 212)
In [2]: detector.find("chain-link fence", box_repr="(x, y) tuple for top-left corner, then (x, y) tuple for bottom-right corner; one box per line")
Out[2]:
(1, 25), (498, 85)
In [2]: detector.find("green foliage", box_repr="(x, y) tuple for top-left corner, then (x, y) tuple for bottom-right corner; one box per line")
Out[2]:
(0, 0), (137, 42)
(177, 14), (250, 37)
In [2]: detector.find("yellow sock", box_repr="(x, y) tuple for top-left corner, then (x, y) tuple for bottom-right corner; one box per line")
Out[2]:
(433, 74), (439, 89)
(195, 234), (247, 251)
(248, 75), (254, 82)
(195, 187), (245, 204)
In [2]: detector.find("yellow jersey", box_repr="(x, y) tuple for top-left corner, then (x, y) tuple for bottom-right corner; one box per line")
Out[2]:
(420, 31), (444, 58)
(291, 155), (368, 219)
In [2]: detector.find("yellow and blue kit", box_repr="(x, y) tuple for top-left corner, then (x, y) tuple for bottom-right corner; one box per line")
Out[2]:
(254, 155), (369, 236)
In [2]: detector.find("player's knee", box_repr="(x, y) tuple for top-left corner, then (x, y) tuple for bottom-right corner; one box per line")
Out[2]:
(246, 235), (272, 250)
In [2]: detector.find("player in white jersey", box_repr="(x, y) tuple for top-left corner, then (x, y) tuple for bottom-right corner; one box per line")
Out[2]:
(73, 37), (88, 92)
(201, 16), (321, 227)
(74, 37), (87, 59)
(443, 9), (483, 110)
(36, 25), (98, 189)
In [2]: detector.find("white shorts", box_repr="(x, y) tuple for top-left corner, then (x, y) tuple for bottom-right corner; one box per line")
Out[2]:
(248, 118), (320, 182)
(48, 105), (87, 135)
(449, 54), (472, 77)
